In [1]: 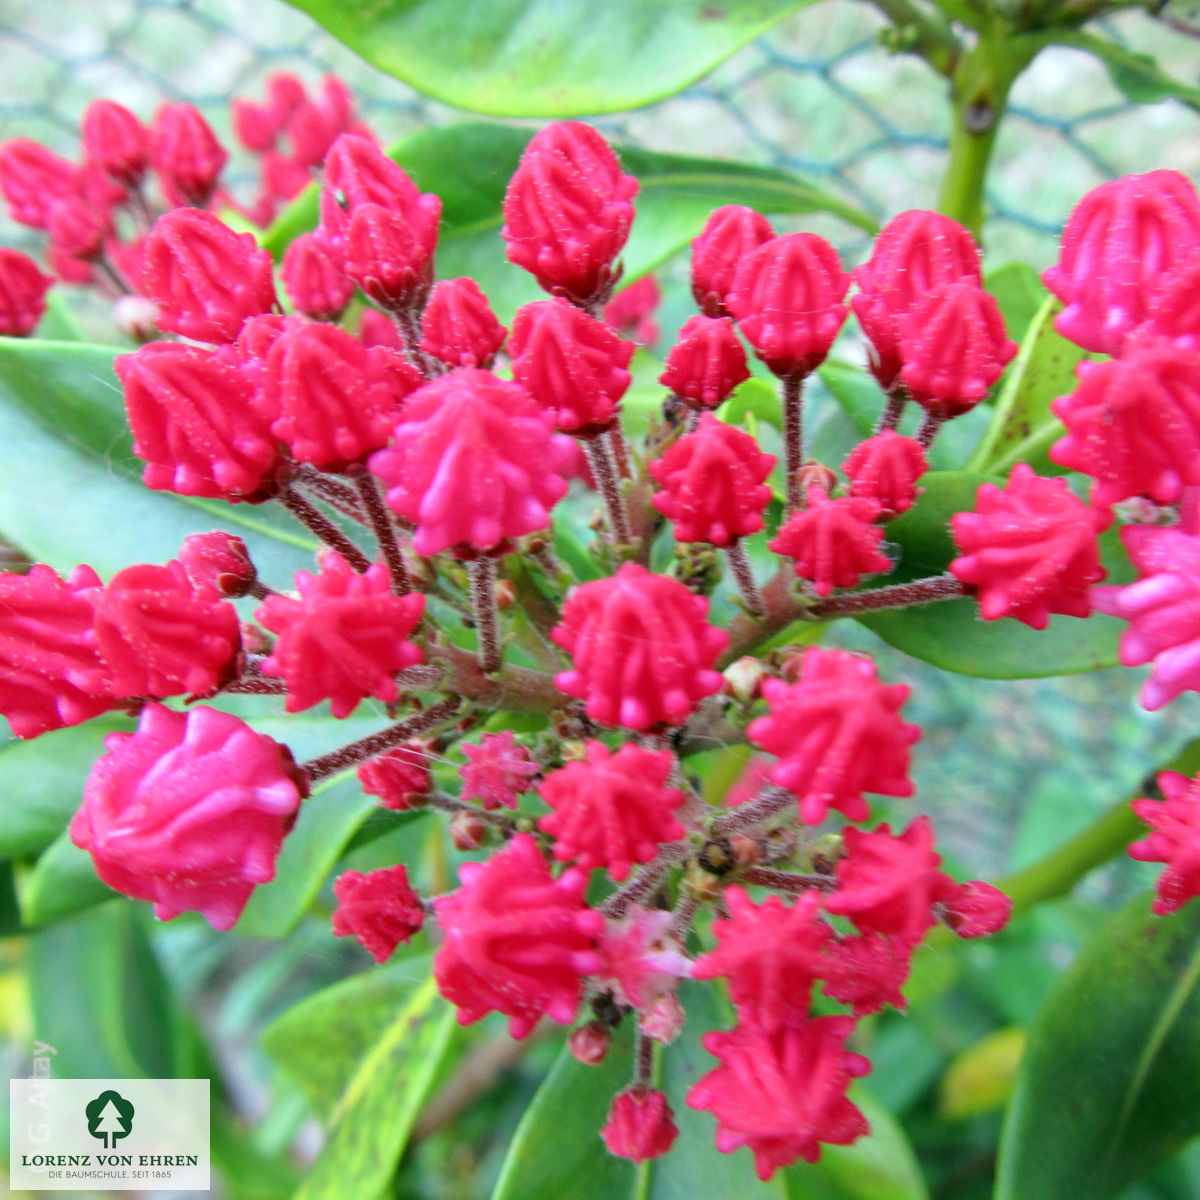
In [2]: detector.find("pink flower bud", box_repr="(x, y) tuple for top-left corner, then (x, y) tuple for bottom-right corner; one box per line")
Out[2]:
(649, 413), (775, 547)
(691, 205), (774, 317)
(1044, 170), (1200, 355)
(116, 341), (281, 500)
(0, 564), (114, 739)
(178, 531), (256, 598)
(71, 703), (307, 930)
(419, 277), (507, 369)
(939, 880), (1012, 937)
(359, 307), (404, 352)
(640, 992), (687, 1044)
(331, 864), (425, 962)
(595, 905), (691, 1012)
(769, 488), (890, 597)
(46, 196), (110, 260)
(843, 430), (927, 518)
(1130, 770), (1200, 914)
(552, 562), (728, 730)
(433, 833), (604, 1038)
(899, 281), (1017, 417)
(1135, 252), (1200, 350)
(344, 201), (440, 311)
(502, 121), (639, 305)
(602, 1088), (679, 1163)
(320, 133), (428, 243)
(660, 315), (749, 409)
(0, 248), (54, 337)
(450, 810), (489, 851)
(567, 1021), (612, 1065)
(280, 231), (354, 321)
(460, 730), (539, 810)
(688, 1016), (870, 1179)
(604, 274), (661, 345)
(232, 98), (280, 153)
(112, 294), (159, 342)
(509, 299), (634, 434)
(368, 369), (575, 557)
(950, 463), (1111, 629)
(92, 559), (241, 699)
(264, 322), (420, 470)
(256, 553), (425, 718)
(1051, 342), (1200, 507)
(82, 99), (149, 186)
(538, 741), (687, 881)
(822, 933), (912, 1017)
(357, 744), (432, 810)
(747, 647), (919, 824)
(141, 209), (278, 343)
(0, 138), (78, 228)
(727, 232), (849, 379)
(150, 102), (228, 207)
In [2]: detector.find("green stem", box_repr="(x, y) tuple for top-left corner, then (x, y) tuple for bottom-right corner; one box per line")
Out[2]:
(866, 0), (961, 74)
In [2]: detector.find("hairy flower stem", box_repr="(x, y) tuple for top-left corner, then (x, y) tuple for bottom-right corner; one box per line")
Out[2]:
(583, 435), (634, 543)
(248, 581), (275, 601)
(783, 373), (806, 513)
(711, 784), (794, 837)
(724, 540), (765, 616)
(741, 866), (836, 895)
(302, 696), (461, 783)
(601, 841), (691, 917)
(428, 791), (518, 830)
(278, 487), (372, 573)
(469, 557), (502, 674)
(877, 388), (908, 432)
(353, 469), (413, 595)
(391, 303), (439, 380)
(224, 678), (287, 695)
(670, 888), (702, 939)
(916, 411), (945, 449)
(294, 469), (369, 526)
(634, 1030), (655, 1087)
(606, 422), (633, 480)
(809, 573), (966, 617)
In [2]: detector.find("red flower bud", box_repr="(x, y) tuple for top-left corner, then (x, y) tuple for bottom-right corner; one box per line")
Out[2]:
(604, 274), (661, 345)
(502, 121), (639, 305)
(0, 248), (54, 337)
(1130, 770), (1200, 914)
(568, 1021), (612, 1065)
(727, 232), (849, 379)
(357, 744), (432, 810)
(82, 99), (149, 187)
(939, 880), (1012, 937)
(178, 531), (257, 598)
(0, 138), (78, 228)
(419, 277), (507, 369)
(842, 430), (927, 518)
(141, 209), (278, 343)
(691, 204), (775, 317)
(280, 231), (354, 321)
(149, 102), (228, 207)
(509, 299), (634, 433)
(660, 315), (749, 409)
(450, 810), (489, 852)
(46, 196), (110, 261)
(331, 864), (425, 963)
(602, 1088), (679, 1163)
(343, 201), (440, 311)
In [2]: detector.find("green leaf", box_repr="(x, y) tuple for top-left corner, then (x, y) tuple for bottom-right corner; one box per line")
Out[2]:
(1053, 30), (1200, 111)
(995, 894), (1200, 1200)
(855, 471), (1128, 678)
(0, 717), (130, 858)
(265, 124), (875, 321)
(263, 957), (438, 1121)
(965, 294), (1088, 477)
(0, 338), (316, 580)
(38, 288), (89, 342)
(292, 975), (456, 1200)
(985, 261), (1046, 345)
(28, 901), (186, 1077)
(22, 829), (118, 925)
(280, 0), (815, 116)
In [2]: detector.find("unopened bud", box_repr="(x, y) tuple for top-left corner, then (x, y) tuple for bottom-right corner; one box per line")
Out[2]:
(796, 459), (837, 497)
(639, 993), (685, 1045)
(450, 811), (488, 851)
(568, 1021), (612, 1065)
(728, 832), (762, 868)
(112, 294), (160, 343)
(494, 579), (517, 610)
(721, 656), (765, 703)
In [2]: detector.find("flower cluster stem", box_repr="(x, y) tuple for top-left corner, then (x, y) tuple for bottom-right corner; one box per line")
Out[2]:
(741, 866), (836, 895)
(711, 784), (794, 836)
(353, 468), (413, 595)
(783, 373), (806, 513)
(808, 573), (966, 617)
(278, 487), (372, 573)
(724, 540), (765, 616)
(583, 434), (634, 543)
(468, 557), (502, 674)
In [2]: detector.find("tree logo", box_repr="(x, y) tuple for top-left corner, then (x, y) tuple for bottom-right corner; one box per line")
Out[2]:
(85, 1089), (135, 1149)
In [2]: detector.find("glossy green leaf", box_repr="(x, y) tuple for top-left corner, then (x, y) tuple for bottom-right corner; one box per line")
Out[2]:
(0, 338), (316, 580)
(38, 288), (89, 342)
(985, 261), (1046, 344)
(281, 0), (814, 116)
(265, 124), (875, 321)
(28, 901), (186, 1077)
(996, 894), (1200, 1200)
(856, 471), (1128, 678)
(965, 294), (1087, 477)
(0, 717), (130, 858)
(1054, 30), (1200, 111)
(292, 975), (456, 1200)
(263, 956), (438, 1121)
(22, 829), (117, 924)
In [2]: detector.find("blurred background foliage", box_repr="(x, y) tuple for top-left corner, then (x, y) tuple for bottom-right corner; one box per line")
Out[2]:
(2, 1), (1200, 1197)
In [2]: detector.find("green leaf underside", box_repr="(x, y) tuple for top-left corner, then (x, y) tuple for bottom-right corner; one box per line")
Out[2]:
(265, 123), (876, 321)
(854, 471), (1127, 678)
(0, 338), (315, 580)
(280, 0), (816, 117)
(996, 894), (1200, 1200)
(1052, 30), (1200, 112)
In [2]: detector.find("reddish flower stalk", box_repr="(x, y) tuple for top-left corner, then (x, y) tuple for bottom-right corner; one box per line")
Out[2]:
(740, 866), (837, 895)
(724, 541), (765, 615)
(783, 374), (805, 512)
(278, 486), (372, 574)
(353, 468), (413, 595)
(469, 557), (503, 674)
(582, 434), (634, 543)
(808, 574), (966, 618)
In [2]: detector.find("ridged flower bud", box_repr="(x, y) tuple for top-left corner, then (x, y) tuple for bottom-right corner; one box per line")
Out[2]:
(842, 431), (927, 518)
(501, 121), (639, 305)
(368, 369), (575, 557)
(419, 277), (507, 369)
(320, 133), (433, 242)
(1130, 771), (1200, 915)
(604, 274), (661, 345)
(357, 744), (432, 811)
(0, 138), (77, 228)
(149, 102), (228, 208)
(649, 413), (775, 547)
(691, 205), (775, 317)
(769, 488), (890, 596)
(178, 531), (256, 598)
(1044, 170), (1200, 355)
(344, 200), (440, 311)
(82, 99), (148, 186)
(280, 231), (354, 321)
(727, 233), (849, 379)
(71, 704), (307, 930)
(509, 299), (634, 434)
(331, 864), (425, 962)
(552, 562), (728, 730)
(0, 248), (54, 337)
(660, 315), (749, 409)
(141, 209), (278, 343)
(460, 730), (539, 810)
(602, 1088), (679, 1163)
